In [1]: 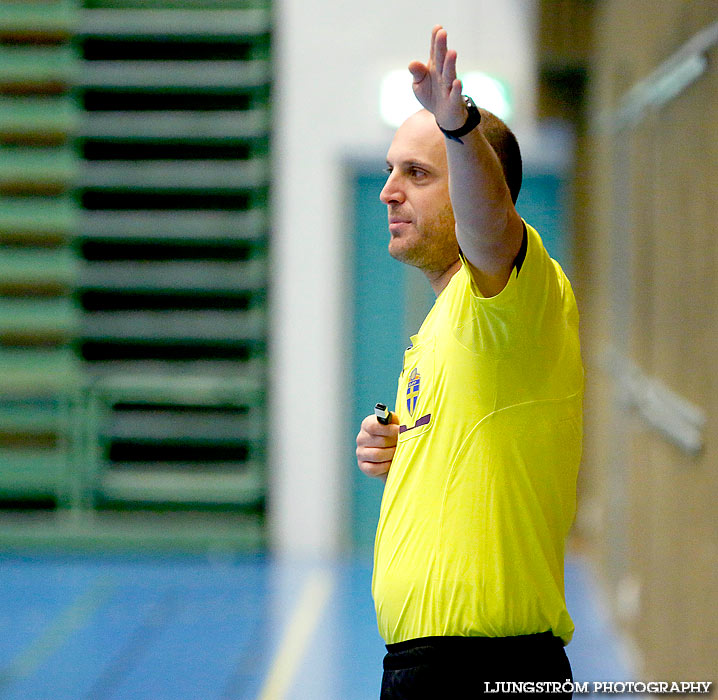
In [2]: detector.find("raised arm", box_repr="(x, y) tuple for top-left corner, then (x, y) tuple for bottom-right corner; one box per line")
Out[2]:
(409, 26), (524, 297)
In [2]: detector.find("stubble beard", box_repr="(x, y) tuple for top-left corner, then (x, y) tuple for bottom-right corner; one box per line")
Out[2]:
(388, 204), (459, 275)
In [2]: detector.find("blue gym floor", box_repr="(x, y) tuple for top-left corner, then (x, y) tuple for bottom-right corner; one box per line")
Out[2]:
(0, 551), (632, 699)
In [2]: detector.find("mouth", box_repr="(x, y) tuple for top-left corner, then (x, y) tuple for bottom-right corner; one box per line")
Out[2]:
(388, 217), (412, 234)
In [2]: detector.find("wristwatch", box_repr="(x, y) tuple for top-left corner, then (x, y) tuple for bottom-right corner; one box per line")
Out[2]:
(437, 95), (481, 144)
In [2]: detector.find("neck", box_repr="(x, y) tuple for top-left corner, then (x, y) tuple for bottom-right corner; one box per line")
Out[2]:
(425, 258), (461, 296)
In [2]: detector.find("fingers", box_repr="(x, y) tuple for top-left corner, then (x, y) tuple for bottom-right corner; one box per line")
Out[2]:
(358, 413), (399, 443)
(358, 458), (391, 480)
(356, 413), (399, 480)
(410, 25), (463, 115)
(434, 27), (447, 76)
(452, 77), (463, 98)
(417, 26), (460, 109)
(357, 444), (396, 464)
(429, 24), (440, 65)
(442, 49), (458, 89)
(356, 442), (395, 479)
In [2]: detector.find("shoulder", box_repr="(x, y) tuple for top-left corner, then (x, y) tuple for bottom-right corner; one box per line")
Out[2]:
(459, 221), (578, 328)
(459, 222), (555, 298)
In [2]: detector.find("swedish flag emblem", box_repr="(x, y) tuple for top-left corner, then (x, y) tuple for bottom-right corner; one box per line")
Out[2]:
(406, 368), (421, 416)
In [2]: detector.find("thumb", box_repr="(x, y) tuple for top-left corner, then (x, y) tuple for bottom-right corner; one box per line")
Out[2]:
(408, 61), (428, 85)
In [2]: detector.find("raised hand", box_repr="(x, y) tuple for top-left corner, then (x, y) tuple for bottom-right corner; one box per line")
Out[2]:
(408, 25), (467, 131)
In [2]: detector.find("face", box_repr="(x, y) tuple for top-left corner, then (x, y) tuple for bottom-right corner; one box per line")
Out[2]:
(380, 111), (459, 274)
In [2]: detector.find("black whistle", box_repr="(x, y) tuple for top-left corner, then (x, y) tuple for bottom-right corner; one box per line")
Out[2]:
(374, 403), (391, 425)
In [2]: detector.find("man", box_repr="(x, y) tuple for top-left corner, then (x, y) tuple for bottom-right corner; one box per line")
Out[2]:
(355, 26), (583, 698)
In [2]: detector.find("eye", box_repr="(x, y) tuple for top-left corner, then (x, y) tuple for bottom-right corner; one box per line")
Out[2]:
(409, 167), (427, 180)
(383, 166), (393, 175)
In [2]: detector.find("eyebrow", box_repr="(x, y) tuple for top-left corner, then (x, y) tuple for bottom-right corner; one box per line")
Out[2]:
(385, 159), (433, 171)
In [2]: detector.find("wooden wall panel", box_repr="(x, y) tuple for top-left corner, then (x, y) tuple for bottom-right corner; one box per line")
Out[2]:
(581, 0), (718, 680)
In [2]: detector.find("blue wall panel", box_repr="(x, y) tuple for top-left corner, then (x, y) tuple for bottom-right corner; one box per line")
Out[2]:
(349, 170), (408, 554)
(349, 164), (572, 554)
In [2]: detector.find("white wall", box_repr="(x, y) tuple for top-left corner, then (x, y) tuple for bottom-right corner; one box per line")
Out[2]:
(269, 0), (539, 557)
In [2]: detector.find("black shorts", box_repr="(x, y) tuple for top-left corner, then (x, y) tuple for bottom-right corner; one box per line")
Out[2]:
(380, 632), (573, 699)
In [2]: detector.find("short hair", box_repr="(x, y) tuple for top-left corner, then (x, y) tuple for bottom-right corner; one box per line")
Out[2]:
(478, 108), (522, 204)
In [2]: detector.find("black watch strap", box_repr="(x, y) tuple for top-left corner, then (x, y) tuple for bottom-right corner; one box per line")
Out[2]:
(438, 95), (481, 144)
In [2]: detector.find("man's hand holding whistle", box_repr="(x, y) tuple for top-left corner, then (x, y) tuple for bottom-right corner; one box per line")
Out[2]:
(356, 403), (400, 482)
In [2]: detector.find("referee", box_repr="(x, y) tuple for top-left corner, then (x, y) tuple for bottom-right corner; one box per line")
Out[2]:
(356, 26), (583, 699)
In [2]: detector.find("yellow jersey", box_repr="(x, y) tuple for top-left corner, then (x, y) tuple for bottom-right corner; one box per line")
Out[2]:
(372, 222), (583, 645)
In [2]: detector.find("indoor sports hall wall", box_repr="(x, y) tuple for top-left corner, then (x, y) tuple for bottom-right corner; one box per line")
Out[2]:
(0, 0), (544, 556)
(575, 0), (717, 680)
(269, 0), (541, 556)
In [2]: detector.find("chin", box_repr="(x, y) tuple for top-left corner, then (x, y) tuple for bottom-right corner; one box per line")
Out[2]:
(388, 246), (422, 269)
(388, 240), (411, 264)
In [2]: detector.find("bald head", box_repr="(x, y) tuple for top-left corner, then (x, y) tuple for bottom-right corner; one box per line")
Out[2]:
(403, 108), (443, 133)
(393, 109), (447, 166)
(400, 107), (522, 204)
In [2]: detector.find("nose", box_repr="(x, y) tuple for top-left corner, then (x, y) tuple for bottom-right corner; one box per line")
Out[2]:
(380, 171), (404, 205)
